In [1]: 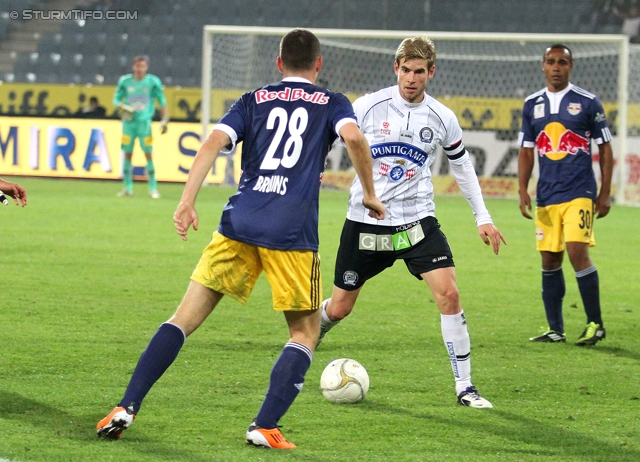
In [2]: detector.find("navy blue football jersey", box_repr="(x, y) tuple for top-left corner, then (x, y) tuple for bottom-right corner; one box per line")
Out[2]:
(213, 77), (356, 251)
(518, 83), (612, 207)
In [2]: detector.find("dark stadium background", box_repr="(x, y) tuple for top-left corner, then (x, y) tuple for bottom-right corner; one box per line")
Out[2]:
(0, 0), (626, 101)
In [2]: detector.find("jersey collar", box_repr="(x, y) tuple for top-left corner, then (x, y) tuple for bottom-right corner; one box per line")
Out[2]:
(393, 85), (428, 109)
(282, 77), (313, 84)
(545, 83), (573, 113)
(545, 82), (573, 99)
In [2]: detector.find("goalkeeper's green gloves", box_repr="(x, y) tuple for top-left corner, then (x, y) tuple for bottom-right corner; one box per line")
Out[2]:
(160, 115), (169, 134)
(118, 103), (134, 121)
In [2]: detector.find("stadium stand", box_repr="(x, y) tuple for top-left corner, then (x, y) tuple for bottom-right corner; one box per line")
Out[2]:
(0, 0), (627, 87)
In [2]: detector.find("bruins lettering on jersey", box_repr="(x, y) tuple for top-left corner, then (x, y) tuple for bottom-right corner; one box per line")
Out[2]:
(253, 175), (288, 195)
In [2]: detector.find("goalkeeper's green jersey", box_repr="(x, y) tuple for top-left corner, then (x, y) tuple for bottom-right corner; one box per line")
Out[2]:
(113, 73), (167, 122)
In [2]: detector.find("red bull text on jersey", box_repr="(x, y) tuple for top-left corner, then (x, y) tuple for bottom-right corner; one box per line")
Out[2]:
(518, 83), (612, 207)
(212, 77), (357, 251)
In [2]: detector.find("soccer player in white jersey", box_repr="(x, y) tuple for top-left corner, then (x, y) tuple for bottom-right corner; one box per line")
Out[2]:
(318, 36), (506, 408)
(96, 29), (385, 449)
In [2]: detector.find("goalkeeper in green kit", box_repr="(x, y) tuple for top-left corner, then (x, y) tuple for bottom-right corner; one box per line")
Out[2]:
(113, 55), (169, 199)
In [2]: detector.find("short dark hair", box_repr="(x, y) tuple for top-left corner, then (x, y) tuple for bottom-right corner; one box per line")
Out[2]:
(133, 55), (149, 64)
(89, 96), (98, 104)
(279, 29), (321, 72)
(543, 44), (572, 62)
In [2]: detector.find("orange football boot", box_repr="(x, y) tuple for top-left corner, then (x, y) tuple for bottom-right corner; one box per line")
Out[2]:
(96, 406), (136, 439)
(246, 421), (297, 449)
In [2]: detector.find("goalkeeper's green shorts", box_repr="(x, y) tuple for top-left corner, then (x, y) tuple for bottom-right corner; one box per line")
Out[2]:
(121, 119), (153, 153)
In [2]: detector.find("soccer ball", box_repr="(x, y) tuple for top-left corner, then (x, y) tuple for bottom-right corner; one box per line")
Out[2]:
(320, 358), (370, 404)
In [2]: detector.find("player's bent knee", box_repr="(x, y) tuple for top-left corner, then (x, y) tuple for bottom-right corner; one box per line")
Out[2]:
(434, 287), (460, 313)
(329, 302), (354, 321)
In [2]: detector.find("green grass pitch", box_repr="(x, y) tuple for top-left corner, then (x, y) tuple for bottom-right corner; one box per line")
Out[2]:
(1, 177), (639, 461)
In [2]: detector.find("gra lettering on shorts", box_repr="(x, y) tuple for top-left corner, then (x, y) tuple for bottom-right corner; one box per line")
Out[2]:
(358, 221), (425, 251)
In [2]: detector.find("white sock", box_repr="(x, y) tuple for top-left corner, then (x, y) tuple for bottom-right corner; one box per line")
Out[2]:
(441, 310), (472, 395)
(317, 298), (341, 347)
(320, 298), (339, 330)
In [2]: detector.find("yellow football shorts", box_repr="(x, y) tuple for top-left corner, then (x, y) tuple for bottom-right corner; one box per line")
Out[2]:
(191, 232), (322, 311)
(535, 197), (595, 252)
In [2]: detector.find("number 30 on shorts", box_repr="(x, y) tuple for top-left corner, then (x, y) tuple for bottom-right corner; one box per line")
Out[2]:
(578, 208), (592, 230)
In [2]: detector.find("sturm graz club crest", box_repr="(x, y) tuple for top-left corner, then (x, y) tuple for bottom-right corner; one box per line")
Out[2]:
(343, 271), (358, 286)
(419, 127), (434, 143)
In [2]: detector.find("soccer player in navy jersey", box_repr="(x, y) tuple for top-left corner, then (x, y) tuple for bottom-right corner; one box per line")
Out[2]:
(96, 29), (385, 449)
(518, 44), (613, 346)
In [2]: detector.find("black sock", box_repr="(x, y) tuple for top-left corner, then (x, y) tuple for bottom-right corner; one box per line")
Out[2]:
(542, 267), (565, 333)
(119, 322), (186, 414)
(255, 342), (312, 429)
(576, 266), (602, 326)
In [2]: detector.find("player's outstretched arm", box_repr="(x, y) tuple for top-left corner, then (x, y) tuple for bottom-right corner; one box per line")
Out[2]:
(339, 122), (385, 220)
(478, 223), (507, 255)
(0, 179), (27, 207)
(595, 141), (613, 219)
(518, 146), (534, 219)
(445, 151), (506, 254)
(174, 130), (230, 240)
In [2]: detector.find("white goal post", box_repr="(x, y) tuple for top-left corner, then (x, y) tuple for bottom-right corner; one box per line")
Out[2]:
(201, 25), (636, 205)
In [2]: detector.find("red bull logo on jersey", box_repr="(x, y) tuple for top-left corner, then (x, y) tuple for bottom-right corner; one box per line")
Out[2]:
(567, 103), (582, 115)
(254, 87), (329, 105)
(535, 121), (590, 161)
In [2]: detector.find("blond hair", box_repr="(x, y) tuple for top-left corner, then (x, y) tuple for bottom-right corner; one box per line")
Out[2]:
(395, 36), (436, 69)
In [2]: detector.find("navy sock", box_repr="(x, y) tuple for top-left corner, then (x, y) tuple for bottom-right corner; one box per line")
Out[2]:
(255, 342), (312, 429)
(576, 266), (602, 326)
(542, 267), (565, 333)
(119, 323), (186, 414)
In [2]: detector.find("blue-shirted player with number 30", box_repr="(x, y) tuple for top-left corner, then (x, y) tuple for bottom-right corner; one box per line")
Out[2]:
(518, 44), (613, 346)
(96, 29), (385, 449)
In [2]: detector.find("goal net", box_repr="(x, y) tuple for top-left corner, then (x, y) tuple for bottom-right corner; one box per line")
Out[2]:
(201, 26), (639, 206)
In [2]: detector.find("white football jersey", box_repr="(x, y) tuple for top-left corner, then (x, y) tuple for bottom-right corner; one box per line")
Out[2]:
(346, 85), (467, 226)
